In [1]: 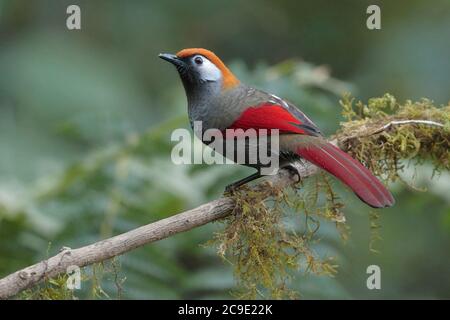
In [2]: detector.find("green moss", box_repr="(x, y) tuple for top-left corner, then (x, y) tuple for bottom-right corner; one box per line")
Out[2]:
(19, 273), (77, 300)
(17, 258), (124, 300)
(338, 93), (450, 180)
(211, 176), (341, 299)
(212, 94), (450, 299)
(369, 211), (382, 254)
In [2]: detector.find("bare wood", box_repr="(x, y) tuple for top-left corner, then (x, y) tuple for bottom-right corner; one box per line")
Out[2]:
(339, 119), (445, 143)
(0, 118), (442, 299)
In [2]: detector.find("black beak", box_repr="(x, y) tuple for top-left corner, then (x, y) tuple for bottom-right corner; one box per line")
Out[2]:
(159, 53), (184, 67)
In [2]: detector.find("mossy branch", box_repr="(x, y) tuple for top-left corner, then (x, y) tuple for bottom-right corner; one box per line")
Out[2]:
(0, 94), (448, 299)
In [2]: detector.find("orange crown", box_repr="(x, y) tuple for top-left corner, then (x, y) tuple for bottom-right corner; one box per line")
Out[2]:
(176, 48), (240, 89)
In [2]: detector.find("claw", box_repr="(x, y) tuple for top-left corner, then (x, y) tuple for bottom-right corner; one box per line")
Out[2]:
(224, 183), (237, 194)
(283, 165), (301, 182)
(223, 171), (262, 195)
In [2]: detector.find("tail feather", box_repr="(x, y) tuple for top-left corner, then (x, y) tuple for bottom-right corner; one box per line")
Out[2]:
(296, 143), (394, 208)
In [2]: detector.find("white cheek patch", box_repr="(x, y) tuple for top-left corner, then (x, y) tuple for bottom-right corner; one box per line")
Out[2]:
(199, 59), (222, 82)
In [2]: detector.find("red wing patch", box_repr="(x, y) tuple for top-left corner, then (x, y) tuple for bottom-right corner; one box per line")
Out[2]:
(228, 104), (306, 135)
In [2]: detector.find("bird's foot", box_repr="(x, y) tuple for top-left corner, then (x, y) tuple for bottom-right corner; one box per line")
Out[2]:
(223, 172), (262, 195)
(224, 183), (239, 195)
(282, 165), (301, 183)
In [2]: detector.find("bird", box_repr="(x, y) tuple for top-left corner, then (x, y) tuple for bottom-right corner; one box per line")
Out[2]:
(159, 48), (394, 208)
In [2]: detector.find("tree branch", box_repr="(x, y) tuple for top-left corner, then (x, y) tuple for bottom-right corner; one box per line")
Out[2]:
(340, 119), (445, 142)
(0, 118), (443, 299)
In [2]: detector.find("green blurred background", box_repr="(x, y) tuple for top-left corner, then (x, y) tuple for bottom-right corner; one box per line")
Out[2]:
(0, 0), (449, 299)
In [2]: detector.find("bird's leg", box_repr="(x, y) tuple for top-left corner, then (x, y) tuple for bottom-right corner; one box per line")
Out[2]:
(281, 164), (301, 183)
(225, 165), (302, 194)
(224, 172), (262, 193)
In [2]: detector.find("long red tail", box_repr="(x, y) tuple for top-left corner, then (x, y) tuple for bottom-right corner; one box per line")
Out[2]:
(296, 143), (394, 208)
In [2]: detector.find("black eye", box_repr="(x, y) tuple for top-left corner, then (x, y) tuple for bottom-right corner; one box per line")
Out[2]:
(194, 56), (203, 65)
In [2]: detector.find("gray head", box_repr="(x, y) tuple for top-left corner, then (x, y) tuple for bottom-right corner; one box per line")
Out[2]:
(159, 48), (240, 101)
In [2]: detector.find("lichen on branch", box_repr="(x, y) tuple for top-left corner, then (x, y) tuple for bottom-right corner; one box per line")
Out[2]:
(210, 170), (352, 299)
(211, 94), (450, 299)
(338, 94), (450, 180)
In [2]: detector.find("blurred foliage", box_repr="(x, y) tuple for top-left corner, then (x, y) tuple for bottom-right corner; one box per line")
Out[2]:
(1, 0), (450, 299)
